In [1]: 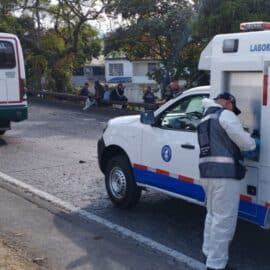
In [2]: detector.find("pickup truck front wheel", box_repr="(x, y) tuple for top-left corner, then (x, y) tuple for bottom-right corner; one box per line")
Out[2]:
(105, 155), (141, 209)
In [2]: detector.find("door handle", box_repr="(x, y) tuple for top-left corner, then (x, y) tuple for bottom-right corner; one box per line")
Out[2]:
(181, 144), (195, 150)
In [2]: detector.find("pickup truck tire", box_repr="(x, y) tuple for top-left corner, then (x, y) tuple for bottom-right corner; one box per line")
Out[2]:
(0, 131), (6, 135)
(105, 155), (141, 209)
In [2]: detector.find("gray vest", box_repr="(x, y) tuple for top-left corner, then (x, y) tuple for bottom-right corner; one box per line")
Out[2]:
(197, 107), (246, 180)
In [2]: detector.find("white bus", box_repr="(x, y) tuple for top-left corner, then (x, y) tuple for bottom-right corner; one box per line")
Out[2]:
(0, 33), (27, 135)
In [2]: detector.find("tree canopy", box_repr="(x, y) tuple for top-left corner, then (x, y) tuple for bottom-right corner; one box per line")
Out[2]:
(0, 0), (108, 92)
(3, 0), (270, 92)
(104, 0), (194, 88)
(195, 0), (270, 40)
(105, 0), (270, 88)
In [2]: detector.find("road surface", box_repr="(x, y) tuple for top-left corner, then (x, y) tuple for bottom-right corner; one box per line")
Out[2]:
(0, 101), (269, 269)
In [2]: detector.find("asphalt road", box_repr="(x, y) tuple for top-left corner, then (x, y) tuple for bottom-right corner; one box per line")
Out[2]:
(0, 187), (185, 270)
(0, 101), (270, 270)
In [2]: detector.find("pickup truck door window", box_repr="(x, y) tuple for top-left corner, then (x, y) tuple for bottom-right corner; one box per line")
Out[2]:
(159, 95), (205, 131)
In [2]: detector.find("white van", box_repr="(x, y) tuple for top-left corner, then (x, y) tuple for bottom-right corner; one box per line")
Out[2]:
(97, 22), (270, 229)
(0, 33), (27, 135)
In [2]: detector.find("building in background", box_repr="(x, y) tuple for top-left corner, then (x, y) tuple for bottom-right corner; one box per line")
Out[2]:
(72, 56), (105, 87)
(105, 54), (160, 102)
(73, 52), (163, 102)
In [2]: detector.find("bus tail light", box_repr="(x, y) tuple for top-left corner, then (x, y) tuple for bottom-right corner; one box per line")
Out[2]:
(20, 79), (27, 101)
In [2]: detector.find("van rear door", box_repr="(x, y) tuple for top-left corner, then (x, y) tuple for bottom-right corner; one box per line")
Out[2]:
(228, 72), (262, 217)
(0, 38), (19, 103)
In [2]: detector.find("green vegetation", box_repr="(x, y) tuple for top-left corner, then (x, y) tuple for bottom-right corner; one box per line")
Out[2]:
(2, 0), (270, 92)
(0, 0), (105, 92)
(104, 0), (194, 89)
(105, 0), (270, 88)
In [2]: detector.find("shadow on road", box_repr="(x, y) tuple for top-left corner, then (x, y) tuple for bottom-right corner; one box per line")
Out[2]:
(53, 193), (270, 270)
(52, 200), (182, 270)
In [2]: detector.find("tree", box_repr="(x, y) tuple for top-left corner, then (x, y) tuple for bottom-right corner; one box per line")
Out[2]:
(41, 2), (106, 91)
(177, 41), (207, 88)
(179, 0), (270, 87)
(0, 0), (109, 92)
(52, 0), (107, 54)
(26, 0), (106, 92)
(195, 0), (270, 41)
(104, 0), (195, 91)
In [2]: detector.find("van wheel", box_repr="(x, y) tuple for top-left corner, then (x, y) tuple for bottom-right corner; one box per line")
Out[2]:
(105, 155), (141, 209)
(0, 131), (6, 135)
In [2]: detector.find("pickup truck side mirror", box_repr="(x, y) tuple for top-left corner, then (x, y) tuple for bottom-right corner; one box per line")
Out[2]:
(140, 111), (156, 125)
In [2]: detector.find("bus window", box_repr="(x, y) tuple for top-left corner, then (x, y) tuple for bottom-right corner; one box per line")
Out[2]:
(0, 41), (16, 69)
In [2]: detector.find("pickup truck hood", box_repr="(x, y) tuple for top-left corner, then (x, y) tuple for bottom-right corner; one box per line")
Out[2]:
(108, 115), (140, 126)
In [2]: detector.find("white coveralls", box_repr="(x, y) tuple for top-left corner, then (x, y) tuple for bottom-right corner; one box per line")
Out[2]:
(200, 98), (256, 270)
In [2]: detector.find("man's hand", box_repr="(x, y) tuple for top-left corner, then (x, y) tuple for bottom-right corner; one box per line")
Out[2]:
(242, 138), (260, 160)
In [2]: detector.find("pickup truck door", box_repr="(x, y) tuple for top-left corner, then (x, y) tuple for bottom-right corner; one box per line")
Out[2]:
(137, 93), (208, 203)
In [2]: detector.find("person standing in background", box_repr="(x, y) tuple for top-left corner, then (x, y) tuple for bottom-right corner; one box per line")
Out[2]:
(111, 83), (128, 102)
(158, 79), (182, 105)
(143, 86), (157, 110)
(79, 82), (90, 97)
(79, 82), (96, 111)
(94, 80), (104, 105)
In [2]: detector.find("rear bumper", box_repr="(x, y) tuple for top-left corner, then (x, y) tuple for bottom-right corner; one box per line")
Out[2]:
(0, 105), (28, 122)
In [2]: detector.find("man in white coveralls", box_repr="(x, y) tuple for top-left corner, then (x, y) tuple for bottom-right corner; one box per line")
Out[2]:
(197, 93), (257, 270)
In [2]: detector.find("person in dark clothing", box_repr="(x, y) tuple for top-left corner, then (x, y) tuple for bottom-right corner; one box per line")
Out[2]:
(158, 80), (183, 105)
(110, 83), (128, 109)
(164, 80), (182, 101)
(143, 86), (156, 103)
(79, 83), (90, 96)
(143, 86), (157, 110)
(94, 80), (104, 105)
(111, 83), (128, 102)
(79, 82), (96, 111)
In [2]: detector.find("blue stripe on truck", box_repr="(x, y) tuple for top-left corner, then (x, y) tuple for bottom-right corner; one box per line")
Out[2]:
(133, 166), (268, 228)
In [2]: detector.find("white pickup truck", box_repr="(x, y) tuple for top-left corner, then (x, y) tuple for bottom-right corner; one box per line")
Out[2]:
(98, 22), (270, 229)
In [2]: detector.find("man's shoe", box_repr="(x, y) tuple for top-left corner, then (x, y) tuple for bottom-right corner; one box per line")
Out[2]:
(206, 266), (237, 270)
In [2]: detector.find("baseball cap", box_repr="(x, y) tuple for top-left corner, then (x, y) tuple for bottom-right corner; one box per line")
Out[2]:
(214, 93), (241, 115)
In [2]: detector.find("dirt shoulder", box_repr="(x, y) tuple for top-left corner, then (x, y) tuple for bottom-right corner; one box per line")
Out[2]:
(0, 236), (45, 270)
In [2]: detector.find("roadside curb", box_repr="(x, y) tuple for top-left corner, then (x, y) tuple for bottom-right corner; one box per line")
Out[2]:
(0, 171), (205, 270)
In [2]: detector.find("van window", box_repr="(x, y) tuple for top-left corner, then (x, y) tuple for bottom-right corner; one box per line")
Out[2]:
(0, 41), (16, 69)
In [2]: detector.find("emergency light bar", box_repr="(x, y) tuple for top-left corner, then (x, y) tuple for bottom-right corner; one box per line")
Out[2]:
(240, 22), (270, 32)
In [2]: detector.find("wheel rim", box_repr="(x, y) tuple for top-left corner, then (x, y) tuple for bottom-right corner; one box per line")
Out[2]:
(109, 167), (127, 199)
